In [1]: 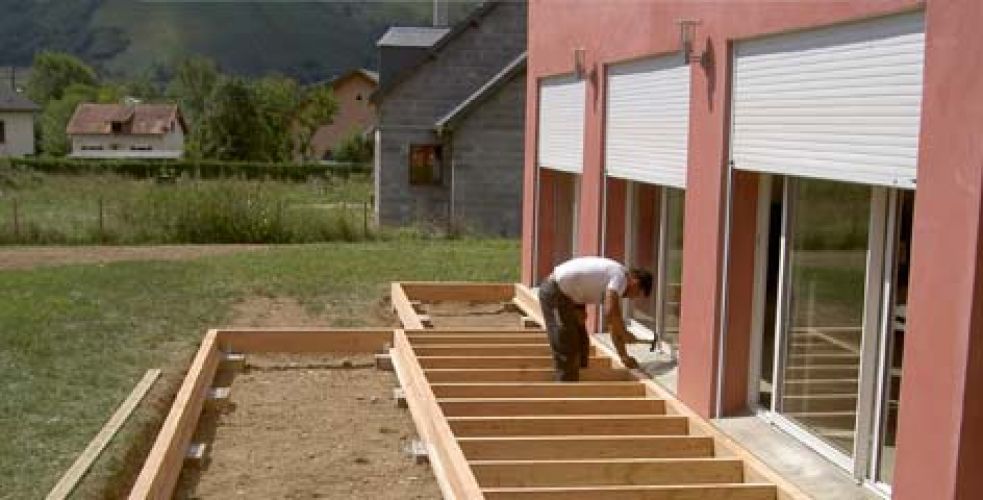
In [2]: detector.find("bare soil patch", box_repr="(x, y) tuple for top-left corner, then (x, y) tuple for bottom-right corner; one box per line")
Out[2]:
(0, 244), (268, 271)
(423, 300), (526, 328)
(178, 354), (440, 500)
(227, 296), (398, 329)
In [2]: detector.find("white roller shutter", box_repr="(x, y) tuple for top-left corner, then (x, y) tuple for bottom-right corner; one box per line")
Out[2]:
(732, 11), (925, 189)
(538, 75), (585, 174)
(606, 55), (691, 189)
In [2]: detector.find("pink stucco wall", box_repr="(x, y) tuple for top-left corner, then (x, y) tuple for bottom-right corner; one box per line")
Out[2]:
(308, 73), (377, 160)
(523, 0), (983, 496)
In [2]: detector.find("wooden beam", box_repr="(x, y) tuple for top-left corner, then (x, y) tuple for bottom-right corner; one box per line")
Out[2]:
(423, 368), (633, 383)
(409, 334), (549, 345)
(47, 369), (161, 500)
(390, 329), (483, 498)
(400, 282), (516, 302)
(513, 283), (545, 327)
(130, 330), (221, 500)
(430, 382), (645, 399)
(215, 328), (392, 353)
(392, 283), (425, 330)
(481, 483), (777, 500)
(439, 397), (665, 417)
(414, 344), (566, 357)
(470, 457), (745, 487)
(447, 415), (689, 437)
(457, 435), (715, 460)
(589, 338), (811, 500)
(418, 356), (612, 369)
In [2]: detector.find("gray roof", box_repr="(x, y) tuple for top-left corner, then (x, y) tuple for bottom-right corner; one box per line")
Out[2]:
(0, 86), (39, 112)
(377, 27), (450, 48)
(436, 52), (527, 132)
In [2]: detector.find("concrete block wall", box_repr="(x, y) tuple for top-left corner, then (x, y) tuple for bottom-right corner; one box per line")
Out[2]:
(376, 1), (527, 228)
(451, 71), (526, 236)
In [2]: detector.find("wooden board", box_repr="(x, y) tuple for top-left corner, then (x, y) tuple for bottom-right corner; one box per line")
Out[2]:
(409, 334), (549, 345)
(457, 436), (715, 461)
(216, 328), (392, 353)
(414, 345), (567, 357)
(418, 356), (612, 369)
(47, 369), (161, 500)
(391, 329), (483, 498)
(438, 398), (666, 417)
(430, 382), (645, 399)
(130, 330), (221, 500)
(447, 415), (689, 437)
(400, 282), (516, 303)
(392, 282), (426, 330)
(470, 457), (745, 487)
(481, 483), (777, 500)
(423, 368), (634, 383)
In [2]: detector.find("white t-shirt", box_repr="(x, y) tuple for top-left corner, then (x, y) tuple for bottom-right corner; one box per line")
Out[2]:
(553, 256), (628, 305)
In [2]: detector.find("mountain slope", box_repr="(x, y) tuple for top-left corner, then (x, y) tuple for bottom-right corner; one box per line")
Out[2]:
(0, 0), (480, 82)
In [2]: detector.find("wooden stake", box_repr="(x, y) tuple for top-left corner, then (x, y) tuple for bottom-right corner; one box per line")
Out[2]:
(46, 369), (161, 500)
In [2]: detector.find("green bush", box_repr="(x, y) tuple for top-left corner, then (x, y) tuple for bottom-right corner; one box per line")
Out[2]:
(9, 157), (370, 182)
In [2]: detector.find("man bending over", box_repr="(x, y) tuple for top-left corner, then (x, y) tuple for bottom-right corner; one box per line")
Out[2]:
(538, 256), (653, 381)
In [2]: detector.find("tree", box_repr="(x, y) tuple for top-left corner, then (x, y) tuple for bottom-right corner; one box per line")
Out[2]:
(294, 84), (337, 161)
(167, 56), (219, 126)
(193, 77), (268, 161)
(26, 51), (98, 106)
(38, 83), (120, 156)
(334, 129), (373, 164)
(252, 74), (303, 162)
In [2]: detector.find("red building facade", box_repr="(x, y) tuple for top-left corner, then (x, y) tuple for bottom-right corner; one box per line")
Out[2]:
(521, 1), (983, 498)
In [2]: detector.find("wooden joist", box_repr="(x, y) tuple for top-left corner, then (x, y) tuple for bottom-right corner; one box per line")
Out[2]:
(470, 457), (745, 487)
(457, 435), (715, 460)
(423, 367), (634, 383)
(438, 397), (666, 417)
(216, 328), (392, 354)
(480, 483), (777, 500)
(409, 334), (549, 344)
(418, 356), (612, 369)
(392, 282), (425, 330)
(430, 382), (645, 399)
(447, 415), (689, 437)
(400, 281), (517, 303)
(414, 344), (569, 357)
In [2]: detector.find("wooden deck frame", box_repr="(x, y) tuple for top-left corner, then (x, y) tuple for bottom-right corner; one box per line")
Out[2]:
(128, 328), (393, 500)
(391, 282), (530, 332)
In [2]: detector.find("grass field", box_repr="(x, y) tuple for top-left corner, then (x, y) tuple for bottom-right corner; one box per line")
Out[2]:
(0, 239), (519, 499)
(0, 169), (374, 244)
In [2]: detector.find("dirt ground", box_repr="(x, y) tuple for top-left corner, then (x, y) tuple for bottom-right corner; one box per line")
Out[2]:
(0, 244), (268, 270)
(423, 300), (526, 328)
(177, 354), (441, 500)
(228, 296), (398, 329)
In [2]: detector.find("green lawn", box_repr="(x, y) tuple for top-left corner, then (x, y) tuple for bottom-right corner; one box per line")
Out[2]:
(0, 239), (518, 499)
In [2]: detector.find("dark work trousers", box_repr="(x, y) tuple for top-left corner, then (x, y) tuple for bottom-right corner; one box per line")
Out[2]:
(538, 277), (589, 382)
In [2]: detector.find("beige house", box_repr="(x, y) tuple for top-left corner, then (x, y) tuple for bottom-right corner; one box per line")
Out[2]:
(0, 85), (39, 157)
(306, 69), (378, 161)
(67, 103), (187, 159)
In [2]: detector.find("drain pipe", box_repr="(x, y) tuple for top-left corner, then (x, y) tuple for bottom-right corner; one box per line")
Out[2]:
(714, 161), (735, 418)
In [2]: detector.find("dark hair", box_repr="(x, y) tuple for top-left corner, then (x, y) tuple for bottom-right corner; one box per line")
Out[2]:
(629, 268), (654, 297)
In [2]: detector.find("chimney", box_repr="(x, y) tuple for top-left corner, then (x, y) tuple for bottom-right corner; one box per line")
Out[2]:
(433, 0), (448, 27)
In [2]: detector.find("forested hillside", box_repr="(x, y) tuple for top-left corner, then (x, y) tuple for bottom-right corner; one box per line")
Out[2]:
(0, 0), (479, 82)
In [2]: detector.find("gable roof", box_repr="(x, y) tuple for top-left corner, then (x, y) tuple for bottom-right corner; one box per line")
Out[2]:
(377, 27), (449, 48)
(373, 0), (504, 101)
(0, 86), (40, 112)
(331, 68), (379, 87)
(67, 103), (186, 136)
(435, 52), (526, 133)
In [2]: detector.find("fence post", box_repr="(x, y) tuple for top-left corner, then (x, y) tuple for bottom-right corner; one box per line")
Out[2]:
(363, 201), (369, 238)
(98, 197), (105, 242)
(12, 198), (19, 241)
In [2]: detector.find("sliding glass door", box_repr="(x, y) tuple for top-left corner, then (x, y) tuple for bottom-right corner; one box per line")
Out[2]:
(750, 174), (914, 488)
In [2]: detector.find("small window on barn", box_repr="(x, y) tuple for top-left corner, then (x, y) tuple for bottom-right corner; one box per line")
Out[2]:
(0, 120), (5, 144)
(81, 145), (105, 151)
(111, 121), (123, 134)
(130, 145), (153, 151)
(408, 144), (443, 186)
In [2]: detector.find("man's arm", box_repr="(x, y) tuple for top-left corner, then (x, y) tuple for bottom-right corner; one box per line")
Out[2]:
(604, 290), (640, 369)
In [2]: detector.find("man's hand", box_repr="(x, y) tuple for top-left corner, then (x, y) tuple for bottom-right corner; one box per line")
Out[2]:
(621, 355), (640, 370)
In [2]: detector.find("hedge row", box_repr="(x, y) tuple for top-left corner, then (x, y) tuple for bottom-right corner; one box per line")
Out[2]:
(8, 157), (371, 181)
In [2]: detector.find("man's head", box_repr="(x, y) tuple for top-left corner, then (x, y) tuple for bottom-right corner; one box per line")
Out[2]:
(625, 268), (654, 299)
